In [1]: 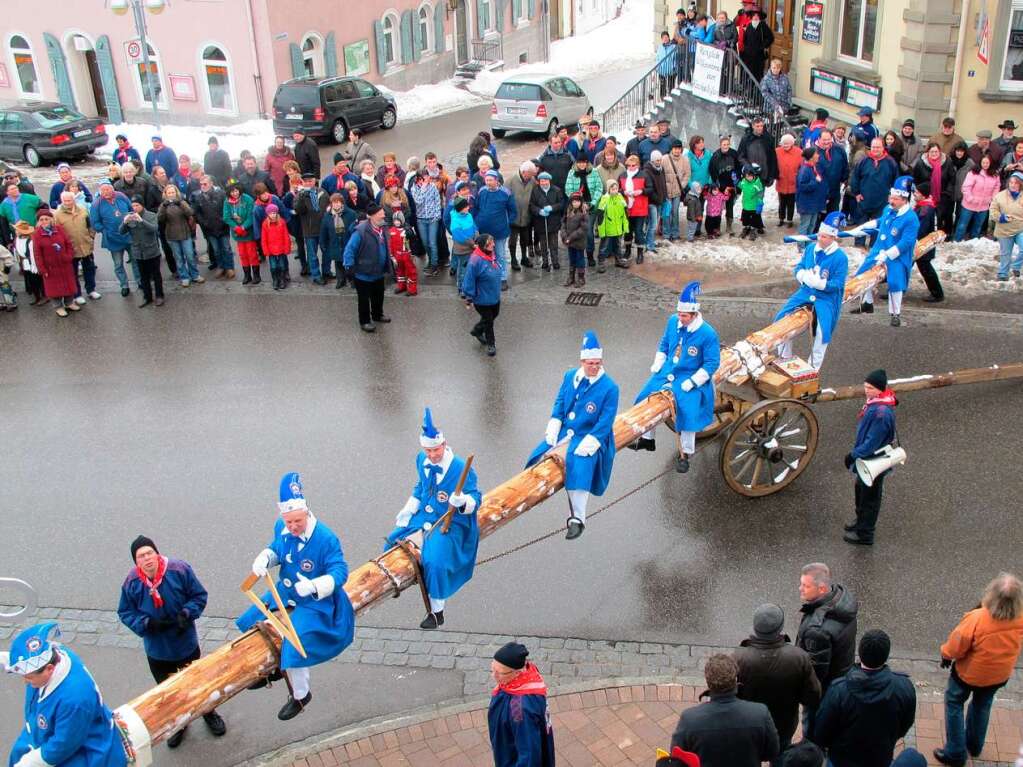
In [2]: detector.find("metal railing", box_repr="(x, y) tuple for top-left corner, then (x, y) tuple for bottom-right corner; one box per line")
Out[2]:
(470, 38), (503, 67)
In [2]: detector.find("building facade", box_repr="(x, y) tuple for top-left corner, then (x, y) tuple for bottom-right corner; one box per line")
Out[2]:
(651, 0), (1023, 137)
(0, 0), (548, 125)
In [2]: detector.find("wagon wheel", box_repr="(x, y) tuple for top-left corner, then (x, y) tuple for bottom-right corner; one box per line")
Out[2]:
(719, 398), (819, 497)
(696, 409), (737, 440)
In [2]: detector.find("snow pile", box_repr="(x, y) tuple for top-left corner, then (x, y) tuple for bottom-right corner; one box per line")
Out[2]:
(377, 82), (487, 122)
(933, 238), (1021, 295)
(96, 119), (275, 164)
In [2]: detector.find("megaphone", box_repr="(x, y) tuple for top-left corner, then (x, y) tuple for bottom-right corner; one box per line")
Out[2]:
(855, 445), (907, 487)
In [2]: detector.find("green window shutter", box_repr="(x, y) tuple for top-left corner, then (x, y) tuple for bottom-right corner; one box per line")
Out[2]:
(412, 10), (424, 61)
(289, 43), (303, 78)
(373, 20), (388, 74)
(400, 10), (414, 64)
(527, 0), (536, 19)
(434, 4), (446, 54)
(496, 0), (506, 32)
(476, 0), (486, 36)
(324, 32), (339, 75)
(94, 35), (123, 123)
(512, 0), (521, 22)
(43, 33), (75, 108)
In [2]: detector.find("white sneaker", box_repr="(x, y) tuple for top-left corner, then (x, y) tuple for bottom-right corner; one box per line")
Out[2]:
(74, 296), (87, 306)
(88, 291), (102, 300)
(194, 276), (206, 284)
(181, 280), (191, 287)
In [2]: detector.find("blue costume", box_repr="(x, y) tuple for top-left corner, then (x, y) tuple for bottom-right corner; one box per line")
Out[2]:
(385, 408), (482, 627)
(5, 623), (126, 767)
(635, 283), (721, 446)
(118, 558), (208, 662)
(488, 664), (556, 767)
(854, 176), (919, 323)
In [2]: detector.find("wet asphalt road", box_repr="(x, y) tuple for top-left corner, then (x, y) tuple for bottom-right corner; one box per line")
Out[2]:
(3, 288), (1023, 660)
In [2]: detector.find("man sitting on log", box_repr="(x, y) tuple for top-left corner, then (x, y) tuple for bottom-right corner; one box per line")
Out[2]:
(774, 211), (850, 370)
(525, 330), (620, 541)
(386, 408), (482, 630)
(850, 175), (920, 327)
(237, 472), (356, 721)
(630, 281), (721, 473)
(4, 622), (127, 767)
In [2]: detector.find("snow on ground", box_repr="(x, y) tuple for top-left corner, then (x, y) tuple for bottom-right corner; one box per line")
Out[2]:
(96, 119), (275, 164)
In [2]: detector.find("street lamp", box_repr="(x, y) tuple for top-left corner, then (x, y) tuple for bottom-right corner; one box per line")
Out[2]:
(110, 0), (166, 128)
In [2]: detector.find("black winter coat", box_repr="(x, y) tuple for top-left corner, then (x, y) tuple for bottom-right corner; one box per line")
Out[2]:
(710, 148), (741, 189)
(293, 138), (321, 179)
(535, 148), (575, 191)
(192, 187), (228, 236)
(236, 169), (276, 198)
(643, 162), (668, 206)
(561, 208), (589, 249)
(738, 129), (779, 185)
(293, 187), (330, 237)
(813, 665), (916, 767)
(796, 584), (859, 691)
(529, 184), (566, 232)
(202, 148), (232, 187)
(911, 156), (956, 206)
(670, 689), (779, 767)
(734, 635), (821, 744)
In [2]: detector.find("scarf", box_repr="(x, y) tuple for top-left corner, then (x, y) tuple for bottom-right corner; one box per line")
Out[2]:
(493, 663), (547, 697)
(136, 555), (168, 609)
(473, 245), (497, 267)
(859, 389), (897, 419)
(928, 156), (942, 200)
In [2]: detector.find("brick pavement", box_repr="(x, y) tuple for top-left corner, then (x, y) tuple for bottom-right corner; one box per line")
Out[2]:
(262, 681), (1023, 767)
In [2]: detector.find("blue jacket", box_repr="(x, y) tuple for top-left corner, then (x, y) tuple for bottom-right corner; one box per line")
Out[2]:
(89, 193), (133, 251)
(639, 135), (673, 165)
(816, 146), (849, 201)
(49, 180), (92, 209)
(814, 664), (915, 767)
(170, 172), (191, 199)
(686, 149), (713, 187)
(474, 186), (517, 239)
(850, 400), (897, 464)
(462, 249), (503, 305)
(657, 42), (677, 76)
(796, 163), (828, 214)
(488, 668), (556, 767)
(855, 203), (919, 292)
(850, 120), (879, 146)
(321, 171), (364, 196)
(319, 205), (358, 260)
(343, 220), (391, 280)
(145, 145), (178, 175)
(447, 208), (477, 246)
(117, 558), (208, 662)
(850, 155), (899, 215)
(774, 241), (849, 344)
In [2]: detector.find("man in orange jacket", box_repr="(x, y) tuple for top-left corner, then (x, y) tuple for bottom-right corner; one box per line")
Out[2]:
(934, 572), (1023, 766)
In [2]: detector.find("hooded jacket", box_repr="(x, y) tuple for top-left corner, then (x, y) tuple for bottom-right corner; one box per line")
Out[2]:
(735, 634), (821, 744)
(796, 584), (859, 690)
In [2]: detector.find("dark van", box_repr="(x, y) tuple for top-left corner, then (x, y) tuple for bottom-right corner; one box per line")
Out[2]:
(272, 76), (397, 143)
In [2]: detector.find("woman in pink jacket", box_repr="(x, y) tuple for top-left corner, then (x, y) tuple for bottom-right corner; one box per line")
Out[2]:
(954, 153), (1000, 241)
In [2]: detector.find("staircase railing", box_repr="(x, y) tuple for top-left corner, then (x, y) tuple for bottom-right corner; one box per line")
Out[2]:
(470, 38), (503, 66)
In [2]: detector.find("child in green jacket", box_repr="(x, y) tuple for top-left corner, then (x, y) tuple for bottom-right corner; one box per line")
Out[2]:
(737, 165), (765, 241)
(596, 181), (629, 272)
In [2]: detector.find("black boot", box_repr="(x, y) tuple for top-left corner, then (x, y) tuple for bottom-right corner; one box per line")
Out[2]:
(628, 437), (656, 451)
(511, 254), (521, 272)
(521, 253), (533, 268)
(420, 611), (444, 629)
(675, 453), (690, 473)
(563, 268), (576, 287)
(335, 272), (346, 289)
(576, 270), (585, 287)
(242, 266), (252, 285)
(167, 726), (188, 749)
(565, 518), (585, 540)
(635, 248), (644, 264)
(586, 251), (596, 267)
(203, 712), (227, 736)
(252, 266), (262, 285)
(551, 253), (560, 270)
(850, 301), (873, 314)
(278, 692), (312, 720)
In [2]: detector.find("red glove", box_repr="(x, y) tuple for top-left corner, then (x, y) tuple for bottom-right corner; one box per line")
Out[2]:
(233, 225), (246, 236)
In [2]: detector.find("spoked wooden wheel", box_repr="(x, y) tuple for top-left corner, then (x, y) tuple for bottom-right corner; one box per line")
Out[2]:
(719, 398), (819, 497)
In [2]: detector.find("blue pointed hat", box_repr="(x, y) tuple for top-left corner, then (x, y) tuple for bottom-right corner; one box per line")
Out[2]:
(890, 175), (914, 198)
(420, 407), (445, 448)
(818, 211), (847, 236)
(677, 280), (701, 313)
(580, 330), (603, 360)
(5, 622), (60, 675)
(278, 471), (308, 515)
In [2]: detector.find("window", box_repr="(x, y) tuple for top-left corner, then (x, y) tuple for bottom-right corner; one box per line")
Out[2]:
(8, 34), (40, 97)
(200, 44), (235, 112)
(354, 79), (376, 98)
(1001, 2), (1023, 90)
(381, 14), (398, 66)
(337, 81), (358, 99)
(31, 105), (85, 128)
(838, 0), (878, 65)
(301, 34), (323, 77)
(132, 42), (166, 107)
(418, 4), (433, 53)
(481, 0), (494, 32)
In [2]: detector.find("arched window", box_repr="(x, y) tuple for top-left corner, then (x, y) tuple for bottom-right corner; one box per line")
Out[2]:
(8, 34), (41, 97)
(301, 34), (323, 77)
(417, 3), (433, 54)
(132, 41), (166, 107)
(381, 14), (399, 66)
(201, 44), (235, 112)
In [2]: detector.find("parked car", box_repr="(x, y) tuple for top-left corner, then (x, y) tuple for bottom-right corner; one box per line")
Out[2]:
(0, 102), (106, 167)
(272, 76), (397, 143)
(490, 75), (593, 138)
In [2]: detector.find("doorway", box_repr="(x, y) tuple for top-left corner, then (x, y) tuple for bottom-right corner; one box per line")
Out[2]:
(455, 0), (469, 64)
(64, 34), (108, 119)
(765, 0), (796, 71)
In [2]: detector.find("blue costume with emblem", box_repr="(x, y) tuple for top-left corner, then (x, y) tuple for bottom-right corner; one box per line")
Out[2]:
(385, 409), (482, 602)
(635, 283), (721, 434)
(854, 200), (919, 293)
(5, 623), (126, 767)
(525, 331), (619, 496)
(236, 474), (356, 671)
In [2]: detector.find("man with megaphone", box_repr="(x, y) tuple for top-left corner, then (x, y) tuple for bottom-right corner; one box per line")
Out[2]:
(843, 368), (901, 545)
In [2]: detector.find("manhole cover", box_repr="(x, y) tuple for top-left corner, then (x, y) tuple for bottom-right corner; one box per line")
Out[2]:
(566, 292), (603, 306)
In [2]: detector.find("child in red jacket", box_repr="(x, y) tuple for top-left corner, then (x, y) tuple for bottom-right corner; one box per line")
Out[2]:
(260, 204), (292, 290)
(389, 202), (417, 296)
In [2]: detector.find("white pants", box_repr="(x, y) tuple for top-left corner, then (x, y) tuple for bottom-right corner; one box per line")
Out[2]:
(678, 430), (696, 455)
(888, 291), (903, 316)
(429, 597), (446, 613)
(777, 324), (829, 370)
(567, 489), (589, 523)
(289, 666), (310, 699)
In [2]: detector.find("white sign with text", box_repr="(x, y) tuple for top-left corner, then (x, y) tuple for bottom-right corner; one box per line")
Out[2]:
(692, 44), (725, 103)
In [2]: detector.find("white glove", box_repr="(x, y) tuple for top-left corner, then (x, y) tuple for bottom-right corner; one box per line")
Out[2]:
(680, 378), (695, 392)
(545, 418), (562, 446)
(0, 651), (9, 672)
(294, 573), (316, 598)
(395, 496), (419, 528)
(805, 273), (827, 290)
(251, 549), (275, 578)
(650, 351), (667, 373)
(449, 492), (469, 508)
(573, 434), (601, 457)
(795, 269), (808, 285)
(13, 748), (48, 767)
(884, 245), (901, 261)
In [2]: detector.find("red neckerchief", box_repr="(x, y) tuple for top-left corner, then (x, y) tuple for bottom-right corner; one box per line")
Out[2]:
(474, 245), (497, 267)
(859, 389), (897, 419)
(917, 195), (936, 208)
(493, 663), (547, 697)
(137, 556), (168, 609)
(816, 141), (832, 161)
(868, 150), (889, 167)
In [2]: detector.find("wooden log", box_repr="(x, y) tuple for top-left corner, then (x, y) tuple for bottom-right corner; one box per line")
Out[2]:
(112, 230), (946, 764)
(813, 363), (1023, 403)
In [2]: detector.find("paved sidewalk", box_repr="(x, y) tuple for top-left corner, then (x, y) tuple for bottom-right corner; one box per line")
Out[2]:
(261, 681), (1023, 767)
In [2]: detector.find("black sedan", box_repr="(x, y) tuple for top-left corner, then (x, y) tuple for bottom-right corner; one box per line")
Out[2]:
(0, 102), (106, 168)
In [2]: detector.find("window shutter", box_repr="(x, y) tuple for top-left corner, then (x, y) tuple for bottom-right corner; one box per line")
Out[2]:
(412, 10), (424, 61)
(512, 0), (521, 22)
(325, 32), (339, 75)
(373, 20), (388, 74)
(434, 3), (446, 53)
(94, 35), (123, 123)
(43, 32), (75, 108)
(289, 43), (304, 78)
(400, 10), (414, 64)
(527, 0), (535, 19)
(476, 0), (486, 36)
(496, 0), (505, 32)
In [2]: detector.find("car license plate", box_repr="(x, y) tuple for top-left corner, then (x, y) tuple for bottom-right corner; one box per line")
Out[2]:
(506, 107), (527, 114)
(285, 114), (303, 120)
(73, 129), (91, 137)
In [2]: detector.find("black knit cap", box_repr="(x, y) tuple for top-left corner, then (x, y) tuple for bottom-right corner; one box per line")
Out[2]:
(454, 197), (469, 212)
(130, 535), (158, 562)
(864, 369), (887, 390)
(493, 642), (529, 669)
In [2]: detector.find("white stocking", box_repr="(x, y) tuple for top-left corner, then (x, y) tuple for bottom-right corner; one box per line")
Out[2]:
(888, 291), (903, 315)
(289, 667), (310, 699)
(567, 490), (589, 523)
(776, 340), (793, 359)
(679, 430), (696, 455)
(429, 597), (446, 613)
(810, 325), (828, 370)
(642, 428), (655, 440)
(863, 287), (874, 304)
